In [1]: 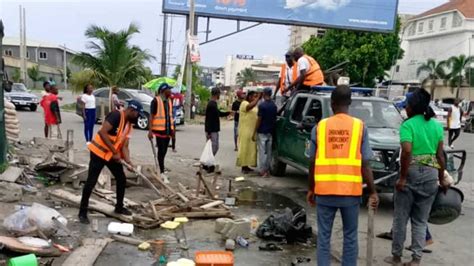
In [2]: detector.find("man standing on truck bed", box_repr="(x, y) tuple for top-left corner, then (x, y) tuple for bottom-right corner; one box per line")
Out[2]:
(288, 47), (324, 93)
(275, 51), (298, 104)
(306, 85), (379, 265)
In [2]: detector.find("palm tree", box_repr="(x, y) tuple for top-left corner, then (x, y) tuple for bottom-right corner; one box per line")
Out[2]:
(447, 55), (474, 98)
(27, 65), (43, 89)
(236, 68), (257, 87)
(11, 68), (21, 83)
(72, 23), (154, 106)
(416, 59), (449, 99)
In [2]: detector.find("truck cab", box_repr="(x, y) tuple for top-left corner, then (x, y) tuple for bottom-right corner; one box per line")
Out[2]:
(272, 87), (466, 193)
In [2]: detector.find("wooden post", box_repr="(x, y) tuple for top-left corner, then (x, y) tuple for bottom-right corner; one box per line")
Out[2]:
(366, 207), (375, 266)
(100, 103), (105, 122)
(67, 129), (74, 162)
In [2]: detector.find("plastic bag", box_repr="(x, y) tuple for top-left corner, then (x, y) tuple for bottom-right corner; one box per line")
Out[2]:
(3, 203), (68, 236)
(256, 207), (312, 243)
(200, 140), (216, 167)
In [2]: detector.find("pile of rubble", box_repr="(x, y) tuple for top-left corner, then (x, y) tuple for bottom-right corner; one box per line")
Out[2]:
(4, 99), (20, 142)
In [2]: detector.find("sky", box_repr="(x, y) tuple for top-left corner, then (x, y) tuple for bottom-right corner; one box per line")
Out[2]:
(0, 0), (449, 74)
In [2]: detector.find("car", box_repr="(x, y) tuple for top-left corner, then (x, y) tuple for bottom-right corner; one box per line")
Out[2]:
(76, 87), (153, 130)
(174, 106), (185, 125)
(430, 103), (448, 128)
(272, 87), (466, 193)
(4, 83), (39, 111)
(392, 95), (406, 109)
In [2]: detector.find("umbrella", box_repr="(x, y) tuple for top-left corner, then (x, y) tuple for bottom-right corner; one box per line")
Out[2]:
(144, 77), (186, 92)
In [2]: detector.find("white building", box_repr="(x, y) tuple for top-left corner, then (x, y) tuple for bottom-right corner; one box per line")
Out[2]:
(224, 55), (284, 86)
(289, 26), (326, 50)
(393, 0), (474, 82)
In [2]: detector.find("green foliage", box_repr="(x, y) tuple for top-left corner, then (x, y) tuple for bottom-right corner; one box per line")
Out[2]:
(195, 85), (211, 103)
(302, 17), (403, 87)
(236, 68), (257, 87)
(72, 23), (154, 87)
(11, 68), (21, 83)
(447, 55), (474, 98)
(70, 69), (100, 94)
(416, 59), (449, 97)
(27, 65), (42, 88)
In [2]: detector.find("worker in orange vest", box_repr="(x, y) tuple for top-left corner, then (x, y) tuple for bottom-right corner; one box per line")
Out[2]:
(79, 100), (144, 224)
(148, 83), (175, 184)
(306, 85), (379, 265)
(275, 51), (298, 104)
(289, 47), (324, 93)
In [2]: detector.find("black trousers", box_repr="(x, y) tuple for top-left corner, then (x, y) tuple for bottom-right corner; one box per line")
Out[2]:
(156, 136), (171, 173)
(448, 128), (461, 146)
(79, 152), (127, 215)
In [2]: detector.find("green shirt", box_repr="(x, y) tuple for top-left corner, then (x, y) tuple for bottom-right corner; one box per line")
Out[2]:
(400, 115), (444, 156)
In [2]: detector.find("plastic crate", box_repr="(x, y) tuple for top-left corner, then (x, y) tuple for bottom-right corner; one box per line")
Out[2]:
(195, 251), (234, 266)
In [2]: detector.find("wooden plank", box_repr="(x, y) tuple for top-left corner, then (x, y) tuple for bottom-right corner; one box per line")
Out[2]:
(121, 161), (161, 197)
(178, 182), (189, 194)
(197, 172), (216, 199)
(176, 192), (190, 203)
(200, 200), (224, 209)
(162, 210), (231, 219)
(150, 201), (159, 220)
(0, 166), (23, 182)
(49, 189), (133, 223)
(62, 238), (111, 266)
(366, 207), (375, 266)
(93, 190), (140, 208)
(0, 236), (61, 257)
(112, 235), (144, 246)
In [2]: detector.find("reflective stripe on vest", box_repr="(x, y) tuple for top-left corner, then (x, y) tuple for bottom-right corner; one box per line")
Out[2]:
(151, 96), (174, 132)
(279, 63), (298, 93)
(88, 111), (131, 161)
(303, 55), (324, 86)
(314, 115), (363, 196)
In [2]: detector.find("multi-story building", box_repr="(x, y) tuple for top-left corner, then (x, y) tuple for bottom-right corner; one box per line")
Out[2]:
(289, 26), (326, 50)
(392, 0), (474, 83)
(199, 66), (225, 88)
(224, 55), (283, 87)
(2, 37), (78, 88)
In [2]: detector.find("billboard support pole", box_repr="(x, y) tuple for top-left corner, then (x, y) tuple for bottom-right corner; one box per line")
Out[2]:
(184, 0), (195, 121)
(200, 22), (262, 46)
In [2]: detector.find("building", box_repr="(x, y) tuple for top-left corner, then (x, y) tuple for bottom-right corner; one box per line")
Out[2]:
(2, 37), (78, 88)
(224, 55), (284, 87)
(199, 66), (225, 88)
(392, 0), (474, 84)
(289, 26), (326, 50)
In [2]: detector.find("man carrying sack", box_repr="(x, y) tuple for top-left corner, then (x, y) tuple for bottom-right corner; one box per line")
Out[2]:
(306, 85), (379, 265)
(78, 100), (144, 224)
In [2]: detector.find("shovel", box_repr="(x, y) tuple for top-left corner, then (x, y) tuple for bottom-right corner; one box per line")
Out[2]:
(149, 138), (161, 179)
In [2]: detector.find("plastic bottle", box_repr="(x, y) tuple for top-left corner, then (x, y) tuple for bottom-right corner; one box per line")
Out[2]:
(236, 236), (248, 247)
(249, 216), (259, 234)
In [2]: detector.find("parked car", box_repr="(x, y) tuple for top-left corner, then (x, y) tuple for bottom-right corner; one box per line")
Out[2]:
(430, 103), (448, 128)
(76, 87), (153, 130)
(272, 87), (466, 193)
(4, 83), (39, 111)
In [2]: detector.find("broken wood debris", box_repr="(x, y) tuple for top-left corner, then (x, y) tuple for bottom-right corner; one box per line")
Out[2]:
(62, 238), (111, 266)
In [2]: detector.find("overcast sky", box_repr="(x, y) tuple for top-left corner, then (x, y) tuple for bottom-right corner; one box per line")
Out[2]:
(1, 0), (448, 74)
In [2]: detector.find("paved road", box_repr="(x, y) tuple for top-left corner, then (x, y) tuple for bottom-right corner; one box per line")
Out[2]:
(15, 107), (474, 265)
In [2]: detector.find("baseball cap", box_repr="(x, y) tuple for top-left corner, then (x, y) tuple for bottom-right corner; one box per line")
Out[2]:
(127, 100), (144, 116)
(159, 83), (172, 92)
(263, 87), (273, 96)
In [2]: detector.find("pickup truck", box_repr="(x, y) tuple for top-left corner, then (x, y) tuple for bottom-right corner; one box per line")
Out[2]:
(272, 88), (466, 193)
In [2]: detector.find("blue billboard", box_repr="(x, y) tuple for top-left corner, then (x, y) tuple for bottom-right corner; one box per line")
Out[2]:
(163, 0), (399, 32)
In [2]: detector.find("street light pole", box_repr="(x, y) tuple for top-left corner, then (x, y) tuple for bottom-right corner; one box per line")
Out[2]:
(0, 19), (7, 166)
(63, 44), (68, 90)
(184, 0), (195, 121)
(160, 14), (168, 77)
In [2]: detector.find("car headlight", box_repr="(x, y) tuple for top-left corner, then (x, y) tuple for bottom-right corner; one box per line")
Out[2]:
(370, 151), (386, 170)
(32, 97), (39, 103)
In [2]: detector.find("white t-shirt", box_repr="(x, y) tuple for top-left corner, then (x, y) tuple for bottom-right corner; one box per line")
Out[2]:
(81, 94), (96, 109)
(278, 65), (298, 88)
(449, 105), (461, 129)
(297, 56), (311, 73)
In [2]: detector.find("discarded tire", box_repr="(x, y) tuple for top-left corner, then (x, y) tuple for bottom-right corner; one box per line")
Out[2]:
(429, 187), (464, 225)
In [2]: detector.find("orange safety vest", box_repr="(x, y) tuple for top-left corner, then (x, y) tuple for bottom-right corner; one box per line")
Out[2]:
(303, 55), (324, 86)
(88, 110), (132, 161)
(279, 63), (298, 93)
(151, 96), (175, 132)
(314, 114), (363, 196)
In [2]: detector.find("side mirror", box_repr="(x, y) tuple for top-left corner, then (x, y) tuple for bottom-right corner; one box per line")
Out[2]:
(297, 116), (316, 131)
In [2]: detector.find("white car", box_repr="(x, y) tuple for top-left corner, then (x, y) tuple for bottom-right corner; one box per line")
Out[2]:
(431, 103), (448, 128)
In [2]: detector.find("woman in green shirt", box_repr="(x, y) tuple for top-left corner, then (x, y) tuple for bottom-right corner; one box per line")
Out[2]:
(387, 89), (448, 266)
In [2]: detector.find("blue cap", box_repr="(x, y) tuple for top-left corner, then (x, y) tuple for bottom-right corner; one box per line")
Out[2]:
(159, 83), (172, 92)
(127, 100), (144, 116)
(263, 87), (273, 96)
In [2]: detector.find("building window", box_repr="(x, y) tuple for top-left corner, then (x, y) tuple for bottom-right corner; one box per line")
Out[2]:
(39, 51), (47, 60)
(428, 20), (434, 32)
(26, 51), (29, 59)
(396, 65), (400, 72)
(418, 22), (424, 33)
(440, 17), (447, 29)
(452, 13), (462, 28)
(4, 49), (13, 56)
(408, 23), (416, 36)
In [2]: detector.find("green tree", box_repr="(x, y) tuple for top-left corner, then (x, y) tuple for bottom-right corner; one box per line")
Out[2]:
(303, 18), (403, 87)
(70, 69), (100, 94)
(447, 54), (474, 98)
(236, 68), (257, 87)
(11, 68), (21, 83)
(416, 59), (449, 99)
(72, 23), (154, 104)
(27, 65), (43, 89)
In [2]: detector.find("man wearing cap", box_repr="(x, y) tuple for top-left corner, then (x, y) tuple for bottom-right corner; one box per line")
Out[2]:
(276, 51), (298, 104)
(254, 88), (277, 177)
(289, 47), (324, 92)
(78, 100), (144, 224)
(148, 83), (175, 184)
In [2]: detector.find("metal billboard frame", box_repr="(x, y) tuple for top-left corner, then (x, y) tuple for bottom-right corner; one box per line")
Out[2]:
(162, 0), (399, 34)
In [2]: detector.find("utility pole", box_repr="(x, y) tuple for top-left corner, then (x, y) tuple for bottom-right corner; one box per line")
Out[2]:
(184, 0), (196, 120)
(160, 14), (168, 77)
(0, 19), (6, 166)
(63, 44), (68, 90)
(19, 5), (24, 83)
(22, 7), (26, 84)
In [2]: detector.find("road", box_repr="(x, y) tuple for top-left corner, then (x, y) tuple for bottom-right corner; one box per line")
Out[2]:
(15, 105), (474, 265)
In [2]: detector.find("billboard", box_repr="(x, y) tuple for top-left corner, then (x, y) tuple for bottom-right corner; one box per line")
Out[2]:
(163, 0), (399, 32)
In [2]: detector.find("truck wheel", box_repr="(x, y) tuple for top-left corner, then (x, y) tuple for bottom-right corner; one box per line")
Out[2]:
(270, 157), (286, 176)
(29, 104), (37, 112)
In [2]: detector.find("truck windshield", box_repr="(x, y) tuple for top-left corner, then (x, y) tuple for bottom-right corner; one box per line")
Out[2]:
(349, 100), (403, 129)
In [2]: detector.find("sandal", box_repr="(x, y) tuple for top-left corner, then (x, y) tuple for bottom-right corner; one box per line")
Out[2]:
(406, 246), (432, 254)
(258, 243), (283, 251)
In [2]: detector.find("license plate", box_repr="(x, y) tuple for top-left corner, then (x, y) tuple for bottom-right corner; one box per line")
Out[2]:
(19, 101), (26, 105)
(175, 118), (181, 124)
